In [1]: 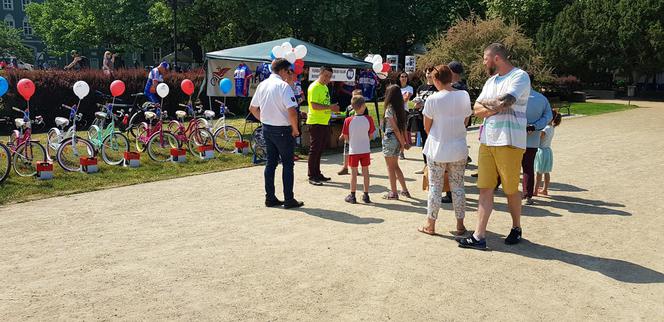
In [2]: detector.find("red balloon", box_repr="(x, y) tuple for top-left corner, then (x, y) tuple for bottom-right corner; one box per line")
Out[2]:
(17, 78), (35, 101)
(181, 79), (195, 96)
(110, 80), (126, 97)
(381, 63), (391, 73)
(294, 59), (304, 75)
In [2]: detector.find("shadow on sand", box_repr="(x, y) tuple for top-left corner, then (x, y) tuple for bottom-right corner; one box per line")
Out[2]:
(293, 208), (384, 225)
(485, 232), (664, 284)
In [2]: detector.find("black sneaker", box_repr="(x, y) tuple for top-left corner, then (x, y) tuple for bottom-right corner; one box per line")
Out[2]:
(441, 192), (452, 203)
(344, 194), (357, 204)
(362, 193), (371, 203)
(318, 175), (332, 182)
(283, 199), (304, 209)
(457, 234), (487, 250)
(504, 227), (522, 245)
(265, 199), (284, 207)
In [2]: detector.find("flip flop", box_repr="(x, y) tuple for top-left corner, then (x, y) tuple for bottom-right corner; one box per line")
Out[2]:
(418, 226), (436, 236)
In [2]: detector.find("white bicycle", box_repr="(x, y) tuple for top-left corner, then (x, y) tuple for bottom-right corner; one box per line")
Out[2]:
(47, 104), (96, 171)
(197, 99), (243, 154)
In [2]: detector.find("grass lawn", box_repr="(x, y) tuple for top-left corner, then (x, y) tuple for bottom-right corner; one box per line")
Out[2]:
(565, 102), (635, 116)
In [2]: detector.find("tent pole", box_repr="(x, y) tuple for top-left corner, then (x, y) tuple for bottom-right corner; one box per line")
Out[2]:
(373, 86), (382, 138)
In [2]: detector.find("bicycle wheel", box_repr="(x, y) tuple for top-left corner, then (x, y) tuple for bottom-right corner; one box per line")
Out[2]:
(46, 128), (61, 160)
(101, 132), (129, 165)
(187, 128), (214, 158)
(13, 141), (47, 177)
(146, 131), (179, 162)
(135, 122), (149, 152)
(56, 137), (95, 172)
(214, 126), (242, 154)
(0, 143), (11, 183)
(250, 126), (267, 161)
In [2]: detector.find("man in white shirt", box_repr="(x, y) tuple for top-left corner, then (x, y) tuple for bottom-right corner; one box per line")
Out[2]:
(249, 58), (304, 209)
(457, 43), (530, 250)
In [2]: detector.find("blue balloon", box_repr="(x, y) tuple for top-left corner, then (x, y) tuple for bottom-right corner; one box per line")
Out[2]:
(269, 52), (276, 60)
(219, 78), (232, 95)
(0, 76), (8, 96)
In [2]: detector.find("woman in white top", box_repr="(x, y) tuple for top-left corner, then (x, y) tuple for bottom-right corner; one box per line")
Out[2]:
(418, 65), (472, 236)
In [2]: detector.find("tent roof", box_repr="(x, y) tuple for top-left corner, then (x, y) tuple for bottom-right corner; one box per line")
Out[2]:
(205, 37), (372, 69)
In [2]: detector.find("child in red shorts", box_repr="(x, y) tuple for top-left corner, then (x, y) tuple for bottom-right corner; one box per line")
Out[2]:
(341, 95), (376, 203)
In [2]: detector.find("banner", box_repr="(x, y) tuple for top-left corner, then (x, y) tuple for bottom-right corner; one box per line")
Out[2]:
(308, 67), (357, 82)
(405, 56), (416, 73)
(386, 55), (399, 71)
(206, 59), (264, 97)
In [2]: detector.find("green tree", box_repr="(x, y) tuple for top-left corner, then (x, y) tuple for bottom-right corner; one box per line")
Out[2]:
(26, 0), (171, 55)
(484, 0), (573, 37)
(419, 16), (552, 88)
(537, 0), (664, 84)
(0, 24), (34, 63)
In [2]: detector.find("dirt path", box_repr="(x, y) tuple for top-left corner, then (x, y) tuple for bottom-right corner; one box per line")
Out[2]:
(1, 104), (663, 320)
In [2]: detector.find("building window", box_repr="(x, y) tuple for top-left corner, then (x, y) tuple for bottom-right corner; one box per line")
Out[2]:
(22, 0), (30, 11)
(152, 47), (162, 63)
(3, 0), (13, 10)
(22, 19), (32, 36)
(4, 13), (13, 28)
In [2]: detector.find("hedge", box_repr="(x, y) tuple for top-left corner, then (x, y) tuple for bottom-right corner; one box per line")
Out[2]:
(0, 68), (238, 133)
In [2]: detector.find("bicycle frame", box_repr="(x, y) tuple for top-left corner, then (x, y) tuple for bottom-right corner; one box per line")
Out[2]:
(8, 109), (34, 153)
(138, 108), (169, 146)
(48, 105), (81, 155)
(90, 103), (121, 148)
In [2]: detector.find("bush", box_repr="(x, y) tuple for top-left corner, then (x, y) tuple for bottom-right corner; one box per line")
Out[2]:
(0, 68), (209, 131)
(418, 16), (553, 89)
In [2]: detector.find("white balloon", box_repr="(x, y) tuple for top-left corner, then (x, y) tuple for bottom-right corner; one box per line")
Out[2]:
(281, 42), (293, 54)
(377, 72), (388, 80)
(73, 80), (90, 99)
(372, 62), (383, 73)
(272, 45), (284, 58)
(285, 51), (297, 64)
(372, 55), (383, 65)
(156, 83), (170, 98)
(364, 55), (374, 63)
(294, 45), (308, 59)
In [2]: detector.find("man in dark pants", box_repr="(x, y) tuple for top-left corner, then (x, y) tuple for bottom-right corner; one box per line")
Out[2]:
(249, 58), (304, 209)
(522, 74), (553, 205)
(306, 66), (340, 185)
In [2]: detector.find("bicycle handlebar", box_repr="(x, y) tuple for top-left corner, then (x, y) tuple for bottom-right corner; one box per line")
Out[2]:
(130, 93), (144, 97)
(12, 107), (23, 113)
(214, 99), (223, 105)
(62, 104), (73, 110)
(178, 103), (188, 108)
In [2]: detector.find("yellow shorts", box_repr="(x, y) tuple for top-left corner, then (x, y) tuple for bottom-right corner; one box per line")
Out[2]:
(477, 144), (525, 195)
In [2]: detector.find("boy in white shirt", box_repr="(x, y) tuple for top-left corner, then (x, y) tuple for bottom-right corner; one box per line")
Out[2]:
(341, 95), (376, 204)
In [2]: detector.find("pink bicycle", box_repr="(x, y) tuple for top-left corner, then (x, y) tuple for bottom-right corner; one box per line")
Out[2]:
(167, 103), (214, 159)
(7, 107), (47, 176)
(135, 104), (180, 162)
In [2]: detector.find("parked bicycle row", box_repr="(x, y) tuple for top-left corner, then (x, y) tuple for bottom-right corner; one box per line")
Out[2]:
(0, 77), (268, 184)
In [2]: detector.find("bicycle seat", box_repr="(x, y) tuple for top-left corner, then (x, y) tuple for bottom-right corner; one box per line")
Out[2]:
(175, 110), (187, 119)
(14, 118), (26, 128)
(95, 111), (108, 119)
(142, 102), (158, 110)
(55, 117), (70, 128)
(144, 111), (157, 120)
(204, 110), (216, 119)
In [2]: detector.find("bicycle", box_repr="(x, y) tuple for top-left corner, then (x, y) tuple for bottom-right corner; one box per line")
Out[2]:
(169, 102), (214, 158)
(6, 107), (47, 177)
(0, 141), (10, 183)
(136, 105), (180, 162)
(200, 99), (243, 154)
(88, 103), (130, 165)
(50, 104), (96, 172)
(243, 112), (266, 162)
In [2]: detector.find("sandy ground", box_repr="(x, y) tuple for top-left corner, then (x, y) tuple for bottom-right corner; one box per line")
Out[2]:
(1, 101), (663, 321)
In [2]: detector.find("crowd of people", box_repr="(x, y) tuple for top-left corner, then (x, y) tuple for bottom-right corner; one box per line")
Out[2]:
(248, 43), (562, 250)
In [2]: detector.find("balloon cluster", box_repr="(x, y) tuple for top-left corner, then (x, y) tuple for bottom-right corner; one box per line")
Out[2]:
(271, 42), (308, 75)
(365, 55), (390, 80)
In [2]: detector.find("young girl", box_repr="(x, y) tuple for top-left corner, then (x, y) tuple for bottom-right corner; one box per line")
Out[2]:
(535, 110), (562, 196)
(382, 85), (410, 200)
